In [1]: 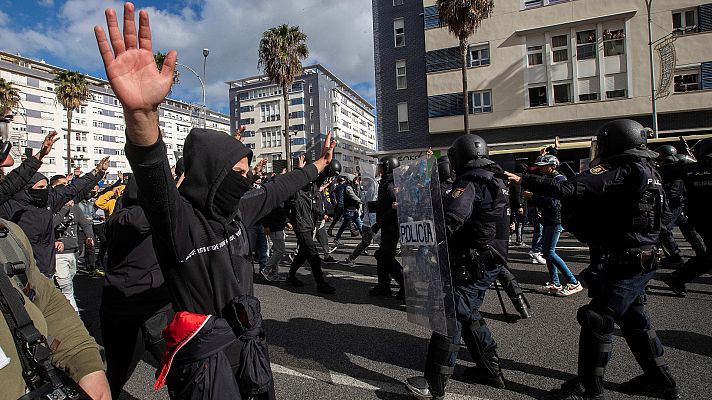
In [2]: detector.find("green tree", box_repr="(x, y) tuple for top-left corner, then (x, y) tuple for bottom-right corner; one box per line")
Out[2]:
(54, 70), (89, 174)
(154, 52), (180, 89)
(0, 78), (21, 117)
(436, 0), (495, 135)
(258, 24), (309, 171)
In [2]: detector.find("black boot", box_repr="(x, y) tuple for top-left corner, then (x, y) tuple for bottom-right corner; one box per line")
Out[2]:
(620, 324), (679, 399)
(460, 319), (505, 389)
(405, 333), (457, 399)
(511, 294), (532, 319)
(571, 330), (610, 399)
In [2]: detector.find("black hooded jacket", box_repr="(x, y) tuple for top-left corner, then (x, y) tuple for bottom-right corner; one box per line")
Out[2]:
(105, 177), (167, 298)
(0, 170), (102, 275)
(125, 129), (319, 316)
(376, 174), (398, 233)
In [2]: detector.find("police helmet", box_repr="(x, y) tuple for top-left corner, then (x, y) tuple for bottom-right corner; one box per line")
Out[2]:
(595, 119), (657, 161)
(654, 145), (678, 165)
(315, 159), (341, 186)
(447, 134), (492, 172)
(436, 155), (454, 183)
(378, 155), (400, 175)
(693, 137), (712, 158)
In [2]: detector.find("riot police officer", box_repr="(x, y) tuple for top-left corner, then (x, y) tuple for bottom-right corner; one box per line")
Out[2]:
(406, 135), (508, 399)
(662, 137), (712, 297)
(438, 155), (531, 319)
(655, 145), (706, 268)
(371, 155), (405, 298)
(508, 119), (678, 400)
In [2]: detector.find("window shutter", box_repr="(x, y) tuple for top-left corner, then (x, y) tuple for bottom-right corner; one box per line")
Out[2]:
(701, 61), (712, 90)
(605, 73), (626, 91)
(578, 77), (599, 94)
(699, 4), (712, 32)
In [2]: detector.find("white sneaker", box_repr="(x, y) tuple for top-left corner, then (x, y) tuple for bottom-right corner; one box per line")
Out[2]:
(531, 253), (546, 264)
(536, 282), (564, 295)
(561, 282), (583, 296)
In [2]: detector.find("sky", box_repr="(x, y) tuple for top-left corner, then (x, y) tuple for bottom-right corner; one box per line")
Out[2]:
(0, 0), (376, 114)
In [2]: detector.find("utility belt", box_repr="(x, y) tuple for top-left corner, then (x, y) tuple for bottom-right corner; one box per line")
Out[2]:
(450, 245), (505, 285)
(604, 245), (662, 272)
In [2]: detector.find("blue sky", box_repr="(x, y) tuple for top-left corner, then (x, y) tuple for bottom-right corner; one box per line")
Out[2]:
(0, 0), (376, 114)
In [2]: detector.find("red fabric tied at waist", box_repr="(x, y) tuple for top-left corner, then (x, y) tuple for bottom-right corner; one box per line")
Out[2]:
(154, 311), (211, 390)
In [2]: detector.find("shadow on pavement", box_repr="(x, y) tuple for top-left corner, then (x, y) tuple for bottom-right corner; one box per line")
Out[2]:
(657, 330), (712, 358)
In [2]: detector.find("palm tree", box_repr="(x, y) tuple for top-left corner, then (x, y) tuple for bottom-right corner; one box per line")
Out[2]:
(54, 70), (89, 174)
(436, 0), (494, 135)
(0, 78), (21, 117)
(154, 52), (180, 89)
(258, 24), (309, 171)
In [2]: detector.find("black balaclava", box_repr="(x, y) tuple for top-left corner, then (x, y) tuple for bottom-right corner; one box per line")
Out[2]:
(27, 188), (49, 207)
(213, 170), (253, 218)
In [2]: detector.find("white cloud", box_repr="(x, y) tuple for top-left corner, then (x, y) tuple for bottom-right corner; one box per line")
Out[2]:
(38, 0), (55, 6)
(1, 0), (375, 113)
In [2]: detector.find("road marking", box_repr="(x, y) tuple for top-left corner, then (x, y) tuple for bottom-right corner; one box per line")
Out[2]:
(271, 362), (492, 400)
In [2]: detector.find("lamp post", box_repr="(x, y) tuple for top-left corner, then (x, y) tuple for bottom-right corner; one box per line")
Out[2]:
(175, 62), (206, 128)
(202, 48), (209, 129)
(646, 0), (659, 139)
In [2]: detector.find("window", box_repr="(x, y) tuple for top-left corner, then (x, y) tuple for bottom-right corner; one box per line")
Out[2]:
(576, 30), (597, 60)
(604, 73), (627, 99)
(259, 102), (280, 122)
(239, 105), (254, 113)
(524, 0), (543, 8)
(290, 98), (304, 106)
(397, 102), (409, 132)
(308, 84), (313, 93)
(528, 86), (548, 107)
(46, 157), (55, 165)
(606, 90), (626, 98)
(470, 90), (492, 113)
(553, 83), (572, 104)
(551, 35), (569, 62)
(239, 118), (254, 125)
(394, 18), (405, 47)
(527, 45), (543, 66)
(673, 9), (698, 34)
(579, 93), (599, 101)
(393, 0), (403, 5)
(603, 29), (625, 56)
(674, 70), (700, 92)
(469, 44), (490, 67)
(396, 60), (407, 89)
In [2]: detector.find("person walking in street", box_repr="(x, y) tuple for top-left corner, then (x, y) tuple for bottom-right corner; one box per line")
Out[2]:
(509, 119), (679, 400)
(527, 155), (582, 297)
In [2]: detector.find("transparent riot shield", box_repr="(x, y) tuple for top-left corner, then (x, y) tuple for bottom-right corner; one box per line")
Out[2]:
(393, 158), (457, 337)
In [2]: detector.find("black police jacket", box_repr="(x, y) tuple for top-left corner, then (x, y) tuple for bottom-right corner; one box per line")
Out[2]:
(444, 164), (510, 262)
(376, 175), (398, 233)
(522, 155), (664, 250)
(658, 163), (686, 210)
(676, 156), (712, 230)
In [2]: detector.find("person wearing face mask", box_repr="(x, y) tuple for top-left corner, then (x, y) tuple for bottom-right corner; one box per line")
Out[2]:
(50, 175), (95, 312)
(0, 156), (108, 277)
(95, 5), (338, 398)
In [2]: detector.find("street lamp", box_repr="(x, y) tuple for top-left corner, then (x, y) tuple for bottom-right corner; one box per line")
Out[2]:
(175, 62), (206, 128)
(202, 48), (209, 129)
(646, 0), (659, 139)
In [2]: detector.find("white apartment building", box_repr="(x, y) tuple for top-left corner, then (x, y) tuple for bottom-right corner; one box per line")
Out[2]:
(0, 51), (230, 179)
(228, 65), (377, 174)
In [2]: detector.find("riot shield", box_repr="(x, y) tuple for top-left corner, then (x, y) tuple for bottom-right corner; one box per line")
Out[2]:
(393, 158), (457, 337)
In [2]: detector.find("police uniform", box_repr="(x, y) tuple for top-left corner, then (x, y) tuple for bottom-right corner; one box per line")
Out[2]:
(521, 120), (678, 400)
(407, 137), (509, 399)
(663, 138), (712, 296)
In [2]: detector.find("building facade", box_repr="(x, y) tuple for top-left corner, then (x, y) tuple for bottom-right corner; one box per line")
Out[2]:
(0, 51), (230, 179)
(373, 0), (712, 163)
(227, 65), (377, 174)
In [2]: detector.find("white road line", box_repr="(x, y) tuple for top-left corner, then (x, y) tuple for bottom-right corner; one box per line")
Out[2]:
(271, 362), (492, 400)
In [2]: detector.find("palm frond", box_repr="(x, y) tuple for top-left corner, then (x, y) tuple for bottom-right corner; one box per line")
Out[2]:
(0, 78), (21, 116)
(436, 0), (495, 41)
(53, 70), (89, 112)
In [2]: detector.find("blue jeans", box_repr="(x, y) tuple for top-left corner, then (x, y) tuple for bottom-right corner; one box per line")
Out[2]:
(541, 224), (577, 286)
(250, 224), (269, 271)
(335, 209), (363, 240)
(528, 208), (543, 253)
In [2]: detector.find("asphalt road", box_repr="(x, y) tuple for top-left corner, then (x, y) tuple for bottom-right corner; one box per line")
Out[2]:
(74, 228), (712, 400)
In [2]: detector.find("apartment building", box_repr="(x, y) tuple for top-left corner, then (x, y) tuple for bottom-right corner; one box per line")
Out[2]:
(0, 51), (230, 179)
(373, 0), (712, 164)
(227, 65), (377, 174)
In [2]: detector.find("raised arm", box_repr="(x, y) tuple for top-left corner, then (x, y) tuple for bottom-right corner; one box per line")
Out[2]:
(49, 157), (108, 213)
(506, 172), (579, 200)
(94, 2), (176, 147)
(0, 132), (58, 205)
(238, 133), (336, 226)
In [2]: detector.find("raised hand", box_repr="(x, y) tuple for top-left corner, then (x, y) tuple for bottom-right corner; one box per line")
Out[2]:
(233, 125), (247, 142)
(95, 156), (111, 173)
(313, 132), (336, 173)
(35, 131), (60, 160)
(504, 171), (521, 185)
(94, 3), (176, 145)
(297, 154), (306, 169)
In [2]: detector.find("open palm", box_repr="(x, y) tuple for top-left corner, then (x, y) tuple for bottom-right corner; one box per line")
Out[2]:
(94, 3), (176, 113)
